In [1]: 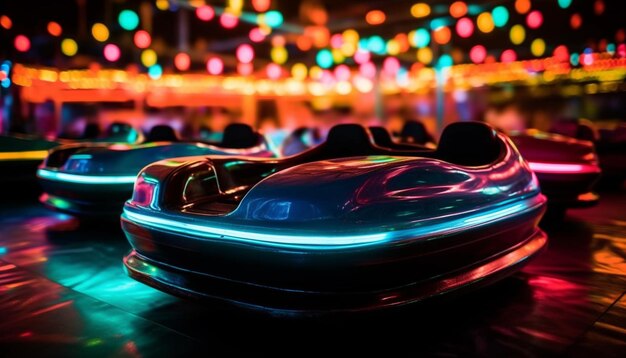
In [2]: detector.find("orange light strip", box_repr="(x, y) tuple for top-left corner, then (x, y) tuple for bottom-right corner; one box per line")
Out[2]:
(0, 150), (49, 161)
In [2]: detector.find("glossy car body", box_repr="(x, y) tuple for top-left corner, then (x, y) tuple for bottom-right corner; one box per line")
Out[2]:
(38, 124), (274, 216)
(122, 123), (547, 313)
(0, 134), (59, 186)
(509, 129), (601, 209)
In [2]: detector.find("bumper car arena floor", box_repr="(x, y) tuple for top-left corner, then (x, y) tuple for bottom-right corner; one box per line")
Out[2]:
(1, 191), (625, 356)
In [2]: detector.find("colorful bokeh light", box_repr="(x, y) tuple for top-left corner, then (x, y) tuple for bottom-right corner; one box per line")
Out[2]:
(526, 11), (543, 29)
(196, 6), (215, 21)
(470, 45), (487, 64)
(236, 44), (254, 63)
(14, 35), (30, 52)
(206, 57), (224, 75)
(103, 44), (121, 62)
(366, 10), (386, 25)
(134, 31), (151, 49)
(118, 10), (139, 31)
(92, 23), (109, 42)
(411, 3), (431, 18)
(47, 22), (62, 37)
(61, 38), (78, 56)
(449, 2), (467, 18)
(456, 17), (474, 38)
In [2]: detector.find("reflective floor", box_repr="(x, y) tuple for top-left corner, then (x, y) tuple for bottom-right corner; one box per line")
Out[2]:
(1, 190), (625, 356)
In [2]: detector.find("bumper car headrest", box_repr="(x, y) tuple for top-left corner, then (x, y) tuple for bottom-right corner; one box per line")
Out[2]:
(146, 125), (178, 142)
(401, 120), (432, 145)
(82, 123), (101, 139)
(437, 122), (501, 167)
(369, 126), (394, 148)
(323, 124), (376, 156)
(221, 123), (260, 149)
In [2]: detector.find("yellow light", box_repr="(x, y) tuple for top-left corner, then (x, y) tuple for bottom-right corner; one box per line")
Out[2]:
(386, 40), (400, 55)
(332, 48), (345, 63)
(477, 12), (494, 33)
(411, 3), (431, 18)
(510, 25), (525, 45)
(156, 0), (169, 11)
(354, 76), (373, 93)
(61, 38), (78, 56)
(341, 42), (356, 57)
(531, 38), (545, 57)
(91, 23), (109, 42)
(0, 150), (49, 161)
(291, 63), (308, 80)
(417, 47), (433, 64)
(342, 29), (359, 44)
(189, 0), (206, 7)
(309, 66), (322, 79)
(141, 49), (157, 67)
(336, 81), (352, 95)
(271, 46), (288, 64)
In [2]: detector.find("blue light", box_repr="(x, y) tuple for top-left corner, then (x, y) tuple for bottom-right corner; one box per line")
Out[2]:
(491, 6), (509, 28)
(430, 18), (449, 30)
(558, 0), (572, 9)
(316, 49), (333, 69)
(1, 78), (10, 88)
(0, 62), (10, 73)
(570, 52), (580, 66)
(264, 11), (283, 28)
(0, 247), (7, 255)
(437, 54), (453, 69)
(123, 195), (543, 249)
(367, 36), (386, 55)
(38, 168), (137, 184)
(148, 64), (162, 79)
(413, 28), (430, 48)
(606, 43), (616, 55)
(358, 38), (368, 50)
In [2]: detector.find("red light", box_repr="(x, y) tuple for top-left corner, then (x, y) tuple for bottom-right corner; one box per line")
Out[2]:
(47, 22), (62, 37)
(207, 57), (224, 75)
(526, 11), (543, 29)
(0, 15), (11, 30)
(594, 0), (605, 15)
(103, 44), (121, 61)
(266, 63), (282, 79)
(14, 35), (30, 52)
(528, 162), (599, 174)
(450, 2), (468, 18)
(501, 49), (517, 63)
(196, 5), (215, 21)
(456, 17), (474, 38)
(174, 53), (191, 71)
(133, 30), (151, 49)
(249, 27), (265, 42)
(252, 0), (271, 13)
(553, 45), (569, 62)
(470, 45), (487, 64)
(220, 13), (238, 29)
(236, 44), (254, 63)
(238, 62), (253, 75)
(570, 14), (582, 30)
(433, 26), (451, 45)
(366, 10), (386, 25)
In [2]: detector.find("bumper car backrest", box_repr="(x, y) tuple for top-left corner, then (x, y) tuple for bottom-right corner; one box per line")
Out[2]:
(146, 125), (178, 142)
(82, 123), (101, 139)
(400, 120), (434, 145)
(437, 122), (501, 167)
(220, 123), (261, 149)
(317, 124), (379, 157)
(369, 126), (394, 148)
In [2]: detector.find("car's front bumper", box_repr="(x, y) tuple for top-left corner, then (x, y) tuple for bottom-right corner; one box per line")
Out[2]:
(122, 196), (547, 313)
(38, 169), (135, 216)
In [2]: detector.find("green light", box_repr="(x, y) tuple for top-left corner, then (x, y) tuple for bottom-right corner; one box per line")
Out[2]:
(413, 28), (430, 48)
(49, 196), (72, 210)
(558, 0), (572, 9)
(264, 11), (283, 28)
(570, 52), (580, 66)
(316, 49), (333, 69)
(491, 6), (509, 28)
(118, 10), (139, 31)
(437, 54), (453, 69)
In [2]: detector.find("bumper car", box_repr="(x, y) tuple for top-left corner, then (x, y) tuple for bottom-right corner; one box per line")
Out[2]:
(509, 129), (601, 211)
(0, 134), (59, 187)
(37, 123), (274, 216)
(121, 122), (547, 313)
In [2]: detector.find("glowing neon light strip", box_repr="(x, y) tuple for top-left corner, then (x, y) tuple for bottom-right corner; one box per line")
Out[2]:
(37, 168), (137, 184)
(528, 161), (600, 174)
(123, 195), (543, 248)
(0, 150), (49, 161)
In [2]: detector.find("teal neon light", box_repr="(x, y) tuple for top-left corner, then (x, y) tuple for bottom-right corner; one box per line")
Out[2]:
(123, 195), (543, 249)
(38, 169), (137, 184)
